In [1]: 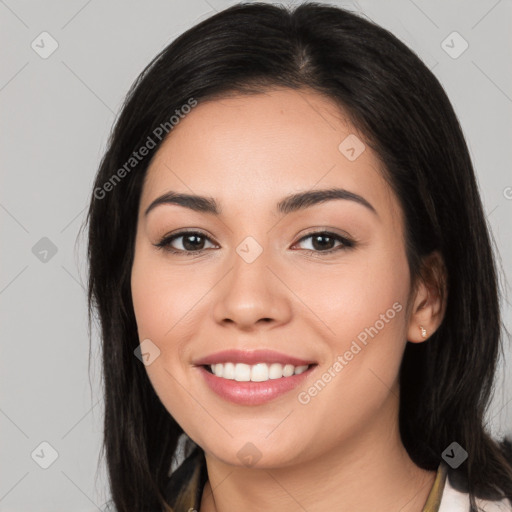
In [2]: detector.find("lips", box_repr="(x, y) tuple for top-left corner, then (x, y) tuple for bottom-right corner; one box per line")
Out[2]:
(193, 349), (317, 405)
(197, 364), (316, 405)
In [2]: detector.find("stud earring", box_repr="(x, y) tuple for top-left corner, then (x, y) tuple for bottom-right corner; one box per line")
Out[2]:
(419, 325), (427, 339)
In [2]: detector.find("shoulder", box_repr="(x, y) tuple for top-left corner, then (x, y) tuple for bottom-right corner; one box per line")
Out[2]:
(439, 474), (512, 512)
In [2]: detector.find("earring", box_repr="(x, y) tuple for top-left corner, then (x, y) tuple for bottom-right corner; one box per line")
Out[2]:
(419, 325), (427, 339)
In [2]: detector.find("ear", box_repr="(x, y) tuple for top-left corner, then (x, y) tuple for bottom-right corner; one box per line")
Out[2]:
(407, 251), (448, 343)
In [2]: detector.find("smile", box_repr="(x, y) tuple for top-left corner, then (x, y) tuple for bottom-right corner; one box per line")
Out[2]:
(193, 349), (317, 405)
(198, 364), (318, 405)
(207, 362), (310, 382)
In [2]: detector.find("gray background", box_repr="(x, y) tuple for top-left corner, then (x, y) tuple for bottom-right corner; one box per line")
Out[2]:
(1, 0), (511, 510)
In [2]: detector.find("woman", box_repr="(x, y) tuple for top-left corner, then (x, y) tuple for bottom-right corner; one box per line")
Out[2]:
(84, 2), (512, 511)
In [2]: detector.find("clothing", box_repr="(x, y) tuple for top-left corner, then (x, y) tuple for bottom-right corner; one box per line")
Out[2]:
(438, 472), (512, 512)
(164, 445), (207, 511)
(164, 446), (512, 512)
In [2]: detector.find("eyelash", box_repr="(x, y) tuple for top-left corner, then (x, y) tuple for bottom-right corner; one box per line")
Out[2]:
(154, 229), (356, 257)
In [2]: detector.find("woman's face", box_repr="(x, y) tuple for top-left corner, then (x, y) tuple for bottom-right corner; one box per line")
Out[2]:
(131, 88), (416, 468)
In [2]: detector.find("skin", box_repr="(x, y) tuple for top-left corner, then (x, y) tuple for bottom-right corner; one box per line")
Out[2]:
(130, 87), (447, 512)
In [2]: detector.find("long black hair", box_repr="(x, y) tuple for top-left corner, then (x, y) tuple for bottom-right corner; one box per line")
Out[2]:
(83, 2), (512, 510)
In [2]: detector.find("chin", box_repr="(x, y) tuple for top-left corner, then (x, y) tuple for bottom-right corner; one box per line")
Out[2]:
(196, 432), (310, 470)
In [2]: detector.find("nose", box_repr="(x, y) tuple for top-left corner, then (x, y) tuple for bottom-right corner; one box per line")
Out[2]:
(212, 244), (292, 332)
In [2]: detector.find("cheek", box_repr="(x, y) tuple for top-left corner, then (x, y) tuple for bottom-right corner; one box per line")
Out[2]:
(297, 242), (410, 398)
(130, 243), (214, 386)
(130, 244), (192, 397)
(131, 265), (169, 339)
(131, 243), (196, 341)
(292, 244), (409, 345)
(131, 246), (202, 428)
(291, 257), (409, 449)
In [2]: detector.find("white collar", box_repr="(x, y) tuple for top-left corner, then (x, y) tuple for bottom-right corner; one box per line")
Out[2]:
(438, 475), (512, 512)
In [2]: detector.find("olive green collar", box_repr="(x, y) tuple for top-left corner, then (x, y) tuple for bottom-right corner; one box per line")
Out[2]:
(422, 462), (448, 512)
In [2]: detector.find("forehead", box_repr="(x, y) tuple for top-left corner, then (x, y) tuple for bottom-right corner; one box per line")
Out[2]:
(142, 88), (402, 227)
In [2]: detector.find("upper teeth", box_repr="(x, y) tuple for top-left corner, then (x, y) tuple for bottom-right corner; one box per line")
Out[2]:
(210, 362), (309, 382)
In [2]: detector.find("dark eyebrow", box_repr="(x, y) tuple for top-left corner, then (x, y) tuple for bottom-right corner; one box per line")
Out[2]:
(144, 187), (377, 217)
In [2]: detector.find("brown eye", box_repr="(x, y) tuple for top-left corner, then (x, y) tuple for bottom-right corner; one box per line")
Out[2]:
(294, 231), (355, 254)
(155, 231), (216, 255)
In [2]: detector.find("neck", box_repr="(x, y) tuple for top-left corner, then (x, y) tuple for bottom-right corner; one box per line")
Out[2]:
(199, 395), (436, 512)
